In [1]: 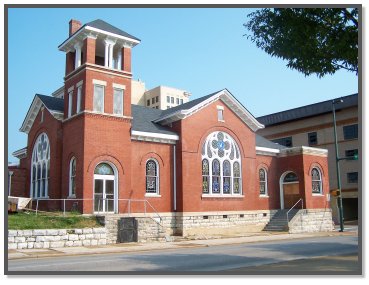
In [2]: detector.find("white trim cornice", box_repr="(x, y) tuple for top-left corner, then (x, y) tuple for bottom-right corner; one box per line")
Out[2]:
(279, 146), (328, 157)
(131, 130), (179, 145)
(12, 147), (27, 159)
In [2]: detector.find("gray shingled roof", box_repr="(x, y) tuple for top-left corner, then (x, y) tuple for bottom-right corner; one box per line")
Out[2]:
(157, 90), (221, 119)
(257, 93), (358, 127)
(37, 94), (64, 113)
(85, 19), (140, 41)
(131, 105), (178, 136)
(59, 19), (140, 48)
(255, 134), (286, 150)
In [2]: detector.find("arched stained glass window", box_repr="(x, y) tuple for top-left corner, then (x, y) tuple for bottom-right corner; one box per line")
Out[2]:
(30, 133), (50, 198)
(69, 157), (77, 197)
(259, 168), (267, 196)
(94, 163), (114, 175)
(201, 131), (242, 195)
(312, 168), (322, 194)
(146, 159), (159, 194)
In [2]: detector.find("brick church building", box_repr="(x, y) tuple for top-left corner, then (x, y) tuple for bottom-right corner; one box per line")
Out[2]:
(10, 19), (334, 236)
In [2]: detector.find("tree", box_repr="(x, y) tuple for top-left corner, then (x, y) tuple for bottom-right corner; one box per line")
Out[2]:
(244, 8), (358, 77)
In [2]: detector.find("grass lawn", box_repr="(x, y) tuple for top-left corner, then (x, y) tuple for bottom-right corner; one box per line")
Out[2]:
(8, 211), (103, 230)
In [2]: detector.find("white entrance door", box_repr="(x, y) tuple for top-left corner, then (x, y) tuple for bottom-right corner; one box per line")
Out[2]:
(94, 163), (116, 213)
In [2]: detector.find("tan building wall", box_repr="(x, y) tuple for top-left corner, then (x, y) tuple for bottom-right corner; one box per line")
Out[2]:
(131, 81), (191, 110)
(257, 105), (359, 222)
(131, 80), (146, 105)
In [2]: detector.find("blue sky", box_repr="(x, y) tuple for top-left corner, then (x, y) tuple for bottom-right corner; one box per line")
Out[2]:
(7, 7), (358, 163)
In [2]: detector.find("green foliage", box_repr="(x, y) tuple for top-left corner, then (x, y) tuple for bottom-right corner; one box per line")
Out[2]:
(8, 211), (102, 230)
(244, 8), (358, 77)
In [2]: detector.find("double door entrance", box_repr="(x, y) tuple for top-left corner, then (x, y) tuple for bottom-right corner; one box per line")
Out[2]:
(94, 163), (116, 213)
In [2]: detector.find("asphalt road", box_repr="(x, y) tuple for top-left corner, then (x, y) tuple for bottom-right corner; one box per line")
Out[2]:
(7, 235), (359, 273)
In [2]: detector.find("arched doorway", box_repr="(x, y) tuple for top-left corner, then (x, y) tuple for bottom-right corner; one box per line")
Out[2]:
(94, 162), (118, 213)
(280, 171), (300, 209)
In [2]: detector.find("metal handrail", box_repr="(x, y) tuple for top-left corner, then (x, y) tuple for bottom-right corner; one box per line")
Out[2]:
(286, 198), (303, 223)
(34, 198), (163, 223)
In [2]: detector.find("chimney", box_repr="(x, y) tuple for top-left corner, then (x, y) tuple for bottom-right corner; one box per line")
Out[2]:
(69, 19), (82, 36)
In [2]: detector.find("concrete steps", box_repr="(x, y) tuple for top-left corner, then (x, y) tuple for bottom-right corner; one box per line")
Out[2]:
(263, 209), (299, 232)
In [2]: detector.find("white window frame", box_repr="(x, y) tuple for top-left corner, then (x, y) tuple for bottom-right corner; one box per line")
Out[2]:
(145, 159), (160, 196)
(93, 84), (105, 113)
(69, 157), (76, 198)
(30, 133), (50, 199)
(201, 131), (242, 197)
(113, 88), (124, 115)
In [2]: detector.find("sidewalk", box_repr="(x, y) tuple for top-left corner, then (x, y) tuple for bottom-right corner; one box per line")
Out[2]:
(8, 227), (358, 260)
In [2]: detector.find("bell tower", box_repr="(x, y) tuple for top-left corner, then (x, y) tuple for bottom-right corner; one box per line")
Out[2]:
(58, 19), (140, 213)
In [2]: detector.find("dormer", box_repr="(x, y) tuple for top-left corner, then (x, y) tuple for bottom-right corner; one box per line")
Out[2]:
(58, 19), (140, 76)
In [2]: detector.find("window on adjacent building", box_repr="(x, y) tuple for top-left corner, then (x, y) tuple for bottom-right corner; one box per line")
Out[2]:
(146, 159), (159, 194)
(343, 124), (358, 140)
(176, 98), (179, 104)
(167, 96), (170, 103)
(151, 98), (155, 104)
(180, 99), (184, 104)
(76, 86), (82, 113)
(259, 168), (267, 196)
(93, 84), (104, 113)
(147, 99), (150, 106)
(113, 88), (124, 115)
(347, 172), (358, 183)
(68, 91), (73, 117)
(155, 96), (159, 103)
(345, 149), (358, 158)
(69, 157), (76, 197)
(308, 132), (318, 146)
(31, 133), (50, 199)
(201, 131), (242, 195)
(311, 167), (322, 194)
(171, 97), (174, 104)
(272, 137), (293, 147)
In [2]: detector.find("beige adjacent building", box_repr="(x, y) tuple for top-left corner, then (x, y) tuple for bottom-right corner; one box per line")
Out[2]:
(131, 79), (191, 110)
(257, 93), (359, 223)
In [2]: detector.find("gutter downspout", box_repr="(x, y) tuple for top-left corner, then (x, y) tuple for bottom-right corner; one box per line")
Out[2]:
(8, 171), (14, 196)
(173, 145), (177, 211)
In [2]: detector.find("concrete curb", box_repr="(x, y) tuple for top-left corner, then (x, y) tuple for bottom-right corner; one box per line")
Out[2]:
(8, 229), (358, 261)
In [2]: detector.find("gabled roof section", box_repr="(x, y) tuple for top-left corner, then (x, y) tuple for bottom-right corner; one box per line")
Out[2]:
(154, 89), (264, 132)
(58, 19), (140, 52)
(257, 93), (358, 127)
(20, 95), (64, 134)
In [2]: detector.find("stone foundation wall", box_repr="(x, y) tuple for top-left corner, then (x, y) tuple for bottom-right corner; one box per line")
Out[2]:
(104, 215), (166, 244)
(8, 228), (107, 250)
(288, 209), (335, 233)
(103, 210), (278, 243)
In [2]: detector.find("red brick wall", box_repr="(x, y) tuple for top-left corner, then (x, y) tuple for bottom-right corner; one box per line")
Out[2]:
(130, 141), (174, 213)
(81, 114), (132, 213)
(19, 108), (64, 211)
(173, 99), (259, 212)
(8, 166), (28, 197)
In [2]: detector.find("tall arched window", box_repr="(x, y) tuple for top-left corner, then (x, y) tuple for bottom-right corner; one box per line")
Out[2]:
(69, 157), (76, 197)
(259, 168), (268, 196)
(201, 131), (242, 195)
(146, 159), (159, 194)
(312, 167), (323, 194)
(30, 133), (50, 198)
